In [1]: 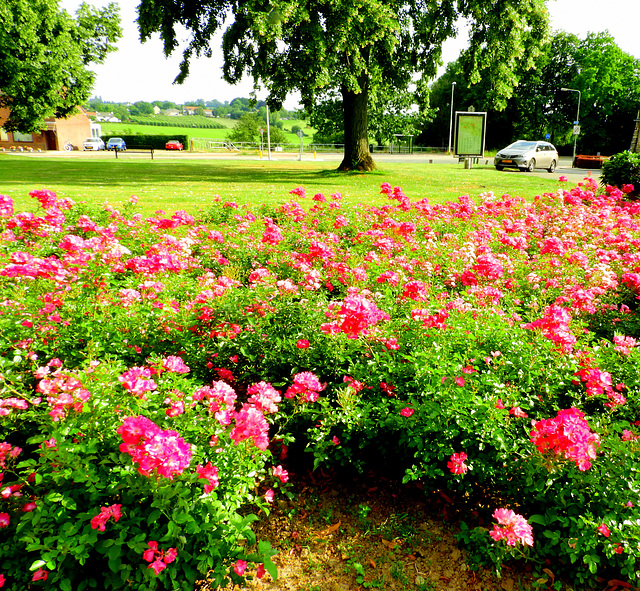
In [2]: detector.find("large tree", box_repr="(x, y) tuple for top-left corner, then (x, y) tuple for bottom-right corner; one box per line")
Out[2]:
(311, 83), (434, 148)
(0, 0), (121, 133)
(421, 31), (640, 155)
(571, 32), (640, 154)
(137, 0), (549, 171)
(419, 33), (582, 150)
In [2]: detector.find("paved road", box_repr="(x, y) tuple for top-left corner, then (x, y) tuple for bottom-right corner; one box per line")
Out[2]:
(368, 152), (601, 181)
(10, 148), (602, 182)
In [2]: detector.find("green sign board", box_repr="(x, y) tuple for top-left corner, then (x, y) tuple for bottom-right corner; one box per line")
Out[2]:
(454, 111), (487, 157)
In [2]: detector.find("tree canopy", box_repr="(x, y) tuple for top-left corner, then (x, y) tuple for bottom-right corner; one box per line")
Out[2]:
(137, 0), (549, 170)
(420, 31), (640, 155)
(227, 112), (287, 145)
(0, 0), (121, 132)
(311, 84), (433, 147)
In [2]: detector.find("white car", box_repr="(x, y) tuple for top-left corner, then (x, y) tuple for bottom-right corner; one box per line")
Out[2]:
(494, 140), (558, 173)
(83, 138), (105, 151)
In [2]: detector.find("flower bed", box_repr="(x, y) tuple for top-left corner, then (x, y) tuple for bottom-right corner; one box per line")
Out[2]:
(0, 178), (639, 588)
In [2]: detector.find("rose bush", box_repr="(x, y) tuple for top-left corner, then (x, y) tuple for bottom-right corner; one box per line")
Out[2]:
(1, 178), (640, 587)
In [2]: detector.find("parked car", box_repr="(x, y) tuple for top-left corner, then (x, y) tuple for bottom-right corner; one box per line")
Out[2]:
(494, 140), (558, 172)
(165, 140), (184, 151)
(107, 137), (126, 151)
(83, 137), (105, 151)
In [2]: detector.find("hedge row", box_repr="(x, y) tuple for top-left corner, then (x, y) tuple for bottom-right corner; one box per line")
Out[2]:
(100, 134), (189, 150)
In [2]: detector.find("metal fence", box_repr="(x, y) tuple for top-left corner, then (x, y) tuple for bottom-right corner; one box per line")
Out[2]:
(190, 139), (242, 152)
(188, 139), (448, 154)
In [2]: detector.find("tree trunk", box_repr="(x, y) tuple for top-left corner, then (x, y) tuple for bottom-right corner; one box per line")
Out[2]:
(338, 77), (376, 172)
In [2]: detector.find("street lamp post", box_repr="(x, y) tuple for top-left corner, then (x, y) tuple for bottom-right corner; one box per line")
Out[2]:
(265, 103), (272, 161)
(561, 87), (581, 166)
(448, 81), (456, 155)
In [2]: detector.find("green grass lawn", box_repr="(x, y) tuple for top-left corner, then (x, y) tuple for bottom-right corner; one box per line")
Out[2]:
(0, 154), (566, 217)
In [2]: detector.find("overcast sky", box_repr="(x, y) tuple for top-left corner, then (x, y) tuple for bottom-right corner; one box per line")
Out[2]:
(59, 0), (640, 108)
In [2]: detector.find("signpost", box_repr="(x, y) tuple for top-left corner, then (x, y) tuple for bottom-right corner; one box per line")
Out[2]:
(454, 111), (487, 169)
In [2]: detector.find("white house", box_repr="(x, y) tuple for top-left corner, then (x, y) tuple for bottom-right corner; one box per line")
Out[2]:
(95, 112), (121, 122)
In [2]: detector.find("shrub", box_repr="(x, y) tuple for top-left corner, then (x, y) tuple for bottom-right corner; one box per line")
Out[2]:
(601, 150), (640, 197)
(227, 112), (287, 145)
(99, 134), (189, 150)
(0, 351), (281, 589)
(1, 179), (640, 588)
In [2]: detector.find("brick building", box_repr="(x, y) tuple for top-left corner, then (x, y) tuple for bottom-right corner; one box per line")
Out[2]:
(0, 107), (92, 152)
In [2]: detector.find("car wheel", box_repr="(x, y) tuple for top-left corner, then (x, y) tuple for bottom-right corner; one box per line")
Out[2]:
(495, 165), (504, 171)
(548, 160), (556, 173)
(526, 159), (536, 172)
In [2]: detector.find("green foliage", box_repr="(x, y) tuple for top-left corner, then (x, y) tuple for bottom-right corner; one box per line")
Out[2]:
(227, 113), (287, 145)
(601, 151), (640, 195)
(312, 85), (434, 147)
(136, 0), (549, 169)
(130, 101), (155, 116)
(422, 31), (640, 154)
(0, 358), (279, 589)
(310, 98), (345, 145)
(572, 33), (640, 154)
(0, 0), (121, 132)
(2, 177), (640, 587)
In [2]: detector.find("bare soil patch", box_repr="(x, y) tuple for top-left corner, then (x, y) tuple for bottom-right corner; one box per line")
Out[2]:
(221, 468), (551, 591)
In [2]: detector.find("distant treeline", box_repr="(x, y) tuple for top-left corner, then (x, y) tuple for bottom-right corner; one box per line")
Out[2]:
(86, 97), (302, 123)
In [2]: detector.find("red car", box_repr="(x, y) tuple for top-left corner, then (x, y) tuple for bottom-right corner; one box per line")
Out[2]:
(165, 140), (184, 151)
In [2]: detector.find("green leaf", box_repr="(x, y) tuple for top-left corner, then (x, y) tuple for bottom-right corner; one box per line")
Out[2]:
(30, 559), (47, 571)
(172, 511), (192, 524)
(528, 514), (547, 525)
(264, 556), (278, 582)
(257, 540), (278, 558)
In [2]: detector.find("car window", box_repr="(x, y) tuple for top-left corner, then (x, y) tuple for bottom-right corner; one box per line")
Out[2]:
(509, 141), (536, 149)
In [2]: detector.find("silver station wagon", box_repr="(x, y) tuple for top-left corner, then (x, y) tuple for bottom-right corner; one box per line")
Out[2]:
(494, 140), (558, 173)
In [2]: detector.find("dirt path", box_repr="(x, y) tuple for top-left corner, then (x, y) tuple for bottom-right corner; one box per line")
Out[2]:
(221, 469), (552, 591)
